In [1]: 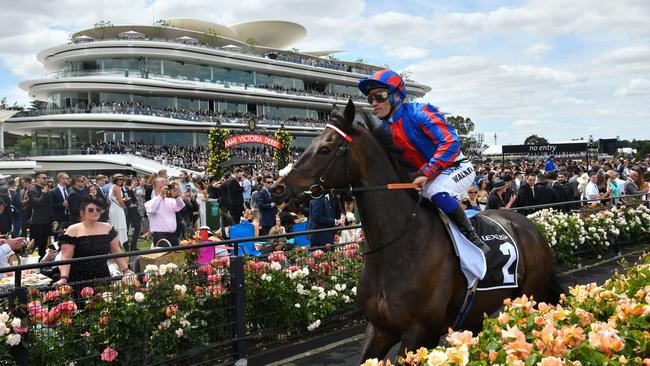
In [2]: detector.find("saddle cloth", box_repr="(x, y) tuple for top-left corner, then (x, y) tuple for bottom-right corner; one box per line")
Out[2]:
(443, 211), (520, 291)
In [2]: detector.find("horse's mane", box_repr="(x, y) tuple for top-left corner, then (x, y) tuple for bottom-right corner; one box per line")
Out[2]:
(358, 111), (413, 184)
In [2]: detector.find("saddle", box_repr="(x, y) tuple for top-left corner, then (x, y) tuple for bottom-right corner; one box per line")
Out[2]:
(441, 211), (520, 291)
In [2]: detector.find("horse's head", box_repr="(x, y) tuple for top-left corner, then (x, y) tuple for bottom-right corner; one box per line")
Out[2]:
(272, 99), (361, 204)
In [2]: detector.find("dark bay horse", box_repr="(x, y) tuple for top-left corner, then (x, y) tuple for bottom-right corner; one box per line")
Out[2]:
(271, 100), (562, 362)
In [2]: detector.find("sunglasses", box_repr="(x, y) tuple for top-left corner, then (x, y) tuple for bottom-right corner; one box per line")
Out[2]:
(367, 91), (390, 104)
(265, 181), (273, 184)
(85, 207), (104, 213)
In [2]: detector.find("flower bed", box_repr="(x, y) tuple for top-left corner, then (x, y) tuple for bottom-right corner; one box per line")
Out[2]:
(0, 243), (363, 365)
(363, 253), (650, 366)
(527, 205), (650, 264)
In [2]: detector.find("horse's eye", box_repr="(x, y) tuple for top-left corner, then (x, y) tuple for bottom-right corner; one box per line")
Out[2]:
(318, 147), (331, 155)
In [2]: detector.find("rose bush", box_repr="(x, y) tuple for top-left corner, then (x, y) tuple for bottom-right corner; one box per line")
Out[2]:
(527, 205), (650, 264)
(362, 253), (650, 366)
(0, 240), (364, 365)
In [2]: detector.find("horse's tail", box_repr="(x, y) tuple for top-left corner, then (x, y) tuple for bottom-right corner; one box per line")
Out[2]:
(546, 270), (566, 305)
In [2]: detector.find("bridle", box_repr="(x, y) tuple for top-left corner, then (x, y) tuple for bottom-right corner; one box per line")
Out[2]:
(285, 123), (352, 199)
(279, 123), (422, 255)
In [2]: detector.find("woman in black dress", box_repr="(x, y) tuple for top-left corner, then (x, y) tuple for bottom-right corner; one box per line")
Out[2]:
(54, 198), (132, 287)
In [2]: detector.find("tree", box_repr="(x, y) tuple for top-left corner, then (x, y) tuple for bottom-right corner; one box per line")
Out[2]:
(30, 100), (48, 110)
(11, 135), (32, 155)
(245, 37), (258, 52)
(154, 19), (171, 38)
(524, 134), (549, 145)
(399, 69), (413, 81)
(446, 115), (482, 154)
(202, 27), (220, 46)
(94, 20), (114, 39)
(0, 97), (24, 111)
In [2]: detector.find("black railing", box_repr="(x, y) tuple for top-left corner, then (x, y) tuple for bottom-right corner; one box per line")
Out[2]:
(0, 225), (362, 366)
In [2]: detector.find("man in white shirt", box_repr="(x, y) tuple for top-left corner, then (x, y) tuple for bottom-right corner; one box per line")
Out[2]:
(584, 172), (600, 204)
(0, 238), (27, 279)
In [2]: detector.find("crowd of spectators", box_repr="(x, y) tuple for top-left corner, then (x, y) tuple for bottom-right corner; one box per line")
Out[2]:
(20, 100), (329, 128)
(255, 83), (366, 103)
(461, 156), (650, 214)
(71, 34), (377, 76)
(74, 140), (304, 173)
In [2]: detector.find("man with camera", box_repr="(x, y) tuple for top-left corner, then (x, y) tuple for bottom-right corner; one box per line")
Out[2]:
(144, 177), (186, 247)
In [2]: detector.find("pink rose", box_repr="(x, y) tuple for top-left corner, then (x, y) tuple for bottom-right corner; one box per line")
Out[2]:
(80, 287), (94, 298)
(311, 250), (324, 260)
(101, 346), (118, 363)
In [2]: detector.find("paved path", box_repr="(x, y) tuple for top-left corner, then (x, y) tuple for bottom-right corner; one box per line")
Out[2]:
(279, 252), (643, 366)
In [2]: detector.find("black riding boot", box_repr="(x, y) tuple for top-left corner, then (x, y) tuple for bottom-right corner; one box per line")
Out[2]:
(447, 206), (490, 255)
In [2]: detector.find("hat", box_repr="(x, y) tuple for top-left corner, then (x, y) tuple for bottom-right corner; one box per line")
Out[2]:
(502, 174), (513, 182)
(80, 196), (106, 210)
(112, 173), (126, 183)
(491, 178), (506, 192)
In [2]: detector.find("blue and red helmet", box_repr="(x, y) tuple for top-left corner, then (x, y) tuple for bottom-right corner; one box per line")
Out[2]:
(358, 69), (407, 101)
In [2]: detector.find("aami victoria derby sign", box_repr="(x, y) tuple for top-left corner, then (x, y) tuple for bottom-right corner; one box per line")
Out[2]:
(501, 143), (588, 154)
(224, 134), (282, 150)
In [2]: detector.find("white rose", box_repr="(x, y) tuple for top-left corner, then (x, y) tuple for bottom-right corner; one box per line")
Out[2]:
(351, 287), (357, 295)
(0, 312), (10, 323)
(294, 303), (301, 308)
(10, 318), (21, 329)
(270, 261), (282, 271)
(318, 292), (326, 300)
(144, 264), (159, 274)
(0, 323), (8, 336)
(134, 292), (145, 303)
(158, 264), (169, 275)
(6, 333), (21, 346)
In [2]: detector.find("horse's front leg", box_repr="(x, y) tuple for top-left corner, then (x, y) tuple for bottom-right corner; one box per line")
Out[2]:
(398, 323), (445, 358)
(358, 322), (399, 363)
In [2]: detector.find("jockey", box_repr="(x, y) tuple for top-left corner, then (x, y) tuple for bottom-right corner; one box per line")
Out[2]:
(358, 69), (489, 254)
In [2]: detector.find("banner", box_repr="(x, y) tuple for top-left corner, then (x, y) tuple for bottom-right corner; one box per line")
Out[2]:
(224, 134), (282, 150)
(501, 143), (588, 154)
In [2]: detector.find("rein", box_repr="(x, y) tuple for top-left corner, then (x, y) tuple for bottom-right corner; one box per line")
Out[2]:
(283, 123), (423, 256)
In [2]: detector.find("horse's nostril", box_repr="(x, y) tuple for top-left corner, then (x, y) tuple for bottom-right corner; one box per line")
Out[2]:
(273, 185), (285, 195)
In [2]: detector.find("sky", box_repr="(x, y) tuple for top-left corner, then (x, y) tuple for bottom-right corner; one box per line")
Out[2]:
(0, 0), (649, 145)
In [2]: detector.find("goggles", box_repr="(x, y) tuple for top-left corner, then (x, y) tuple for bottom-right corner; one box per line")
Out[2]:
(367, 90), (390, 105)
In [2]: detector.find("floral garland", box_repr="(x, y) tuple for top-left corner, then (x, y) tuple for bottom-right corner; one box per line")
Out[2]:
(273, 129), (293, 169)
(206, 127), (231, 178)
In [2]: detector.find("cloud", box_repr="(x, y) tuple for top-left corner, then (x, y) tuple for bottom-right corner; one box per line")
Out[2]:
(512, 119), (541, 128)
(386, 46), (428, 60)
(614, 78), (650, 96)
(550, 96), (594, 106)
(525, 43), (552, 56)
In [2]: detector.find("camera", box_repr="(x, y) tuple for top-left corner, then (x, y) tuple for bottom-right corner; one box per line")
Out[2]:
(167, 184), (175, 191)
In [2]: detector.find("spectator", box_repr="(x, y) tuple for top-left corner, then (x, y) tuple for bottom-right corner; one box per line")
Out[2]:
(606, 171), (621, 203)
(624, 170), (644, 198)
(256, 175), (276, 235)
(584, 172), (601, 204)
(545, 155), (557, 172)
(463, 187), (481, 211)
(0, 237), (26, 279)
(94, 175), (109, 222)
(307, 194), (343, 247)
(68, 176), (85, 224)
(54, 197), (133, 287)
(221, 168), (245, 225)
(145, 177), (186, 247)
(242, 173), (252, 208)
(486, 178), (517, 210)
(124, 178), (141, 251)
(19, 177), (32, 237)
(0, 195), (12, 236)
(515, 173), (537, 214)
(534, 173), (555, 206)
(108, 174), (129, 246)
(28, 172), (53, 259)
(476, 179), (489, 210)
(50, 172), (71, 234)
(8, 179), (22, 237)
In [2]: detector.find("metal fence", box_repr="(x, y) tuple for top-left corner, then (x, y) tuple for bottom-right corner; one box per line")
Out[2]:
(0, 225), (362, 366)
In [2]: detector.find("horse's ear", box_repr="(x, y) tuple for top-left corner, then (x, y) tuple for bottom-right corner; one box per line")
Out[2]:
(343, 99), (355, 127)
